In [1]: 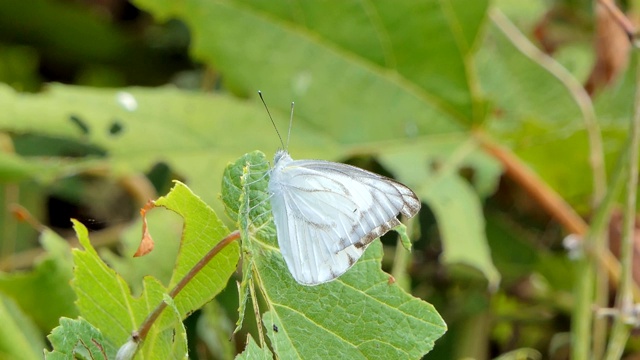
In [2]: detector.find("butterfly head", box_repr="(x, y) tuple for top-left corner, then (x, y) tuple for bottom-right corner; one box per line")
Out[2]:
(273, 149), (292, 167)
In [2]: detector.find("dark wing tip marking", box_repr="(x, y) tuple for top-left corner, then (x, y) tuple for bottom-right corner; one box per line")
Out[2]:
(401, 192), (421, 218)
(352, 217), (402, 250)
(392, 181), (421, 218)
(346, 253), (356, 266)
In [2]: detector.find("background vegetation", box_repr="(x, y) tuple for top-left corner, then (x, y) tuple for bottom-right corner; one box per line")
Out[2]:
(0, 0), (638, 359)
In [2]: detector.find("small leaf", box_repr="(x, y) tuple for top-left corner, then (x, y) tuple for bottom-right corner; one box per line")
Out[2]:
(394, 223), (413, 252)
(45, 317), (116, 360)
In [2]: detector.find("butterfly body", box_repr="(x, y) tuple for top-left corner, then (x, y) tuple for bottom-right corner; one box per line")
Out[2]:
(268, 149), (421, 285)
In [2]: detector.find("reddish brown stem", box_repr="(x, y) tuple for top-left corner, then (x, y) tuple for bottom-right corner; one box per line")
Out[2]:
(478, 136), (640, 299)
(135, 230), (240, 342)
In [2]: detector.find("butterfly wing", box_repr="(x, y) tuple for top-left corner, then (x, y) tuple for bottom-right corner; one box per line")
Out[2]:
(269, 152), (421, 285)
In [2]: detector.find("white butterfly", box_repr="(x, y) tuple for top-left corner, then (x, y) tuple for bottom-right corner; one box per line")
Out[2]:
(268, 148), (421, 285)
(259, 92), (421, 285)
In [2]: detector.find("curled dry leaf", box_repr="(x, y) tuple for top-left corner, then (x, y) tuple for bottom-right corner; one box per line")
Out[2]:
(134, 201), (156, 257)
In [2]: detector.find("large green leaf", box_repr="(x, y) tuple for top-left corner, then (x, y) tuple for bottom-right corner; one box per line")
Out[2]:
(221, 152), (447, 359)
(256, 243), (446, 359)
(0, 84), (337, 207)
(134, 0), (488, 134)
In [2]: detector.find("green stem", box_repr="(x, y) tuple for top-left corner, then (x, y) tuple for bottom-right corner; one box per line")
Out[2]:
(604, 57), (640, 359)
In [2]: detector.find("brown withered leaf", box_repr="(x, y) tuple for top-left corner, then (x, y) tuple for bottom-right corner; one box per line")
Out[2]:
(585, 1), (631, 95)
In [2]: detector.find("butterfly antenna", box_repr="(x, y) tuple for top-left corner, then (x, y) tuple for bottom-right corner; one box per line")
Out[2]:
(258, 90), (285, 150)
(286, 102), (294, 149)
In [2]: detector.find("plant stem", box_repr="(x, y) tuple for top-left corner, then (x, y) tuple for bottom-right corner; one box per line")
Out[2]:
(134, 230), (240, 343)
(604, 57), (640, 360)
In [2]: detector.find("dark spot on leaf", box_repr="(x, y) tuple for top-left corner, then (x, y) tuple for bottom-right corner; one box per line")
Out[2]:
(273, 324), (278, 333)
(109, 119), (124, 135)
(69, 114), (90, 135)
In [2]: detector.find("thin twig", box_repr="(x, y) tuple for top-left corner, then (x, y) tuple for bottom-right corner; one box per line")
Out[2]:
(134, 230), (240, 343)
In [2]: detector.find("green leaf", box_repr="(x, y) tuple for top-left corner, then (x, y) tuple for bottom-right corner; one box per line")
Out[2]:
(71, 182), (239, 358)
(154, 182), (240, 315)
(134, 0), (488, 134)
(101, 210), (182, 295)
(0, 229), (77, 331)
(0, 84), (337, 209)
(71, 219), (187, 359)
(221, 151), (447, 359)
(595, 54), (638, 142)
(257, 242), (446, 359)
(221, 151), (272, 333)
(425, 174), (499, 287)
(159, 294), (189, 360)
(0, 295), (43, 360)
(394, 223), (412, 252)
(235, 335), (273, 360)
(45, 317), (117, 360)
